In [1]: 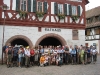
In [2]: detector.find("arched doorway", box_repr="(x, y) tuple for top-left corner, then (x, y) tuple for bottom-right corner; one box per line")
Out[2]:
(11, 38), (29, 47)
(35, 33), (67, 47)
(6, 35), (33, 48)
(39, 37), (62, 46)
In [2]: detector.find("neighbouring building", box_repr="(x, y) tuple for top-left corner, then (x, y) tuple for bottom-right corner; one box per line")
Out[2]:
(85, 6), (100, 54)
(0, 0), (89, 61)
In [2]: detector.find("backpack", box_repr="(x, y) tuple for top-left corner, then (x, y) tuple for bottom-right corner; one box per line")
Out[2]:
(3, 46), (8, 53)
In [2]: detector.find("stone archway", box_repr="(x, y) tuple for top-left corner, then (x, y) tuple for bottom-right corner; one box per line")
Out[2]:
(6, 35), (33, 48)
(35, 33), (67, 47)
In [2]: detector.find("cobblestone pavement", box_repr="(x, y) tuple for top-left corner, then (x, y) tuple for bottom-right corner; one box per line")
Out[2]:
(0, 55), (100, 75)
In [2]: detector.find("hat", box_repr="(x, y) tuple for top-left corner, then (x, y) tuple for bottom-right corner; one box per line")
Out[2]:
(44, 53), (48, 55)
(42, 54), (45, 56)
(26, 46), (29, 49)
(8, 46), (11, 48)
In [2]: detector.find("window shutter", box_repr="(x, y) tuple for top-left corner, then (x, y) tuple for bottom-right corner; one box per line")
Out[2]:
(28, 0), (31, 12)
(16, 0), (20, 11)
(44, 2), (47, 14)
(33, 0), (36, 12)
(85, 30), (87, 35)
(24, 1), (26, 11)
(54, 2), (58, 14)
(77, 6), (81, 16)
(64, 4), (67, 16)
(69, 4), (72, 16)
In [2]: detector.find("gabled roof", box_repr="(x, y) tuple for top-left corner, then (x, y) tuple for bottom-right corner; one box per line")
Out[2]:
(86, 6), (100, 28)
(86, 6), (100, 18)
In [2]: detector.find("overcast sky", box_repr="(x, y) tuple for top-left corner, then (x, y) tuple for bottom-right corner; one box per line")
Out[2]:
(85, 0), (100, 10)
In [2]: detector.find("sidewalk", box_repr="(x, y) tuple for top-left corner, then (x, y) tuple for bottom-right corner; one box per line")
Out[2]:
(0, 55), (100, 75)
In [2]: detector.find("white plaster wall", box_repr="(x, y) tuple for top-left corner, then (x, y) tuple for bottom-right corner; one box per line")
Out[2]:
(12, 0), (16, 10)
(51, 2), (54, 14)
(0, 26), (3, 60)
(0, 25), (85, 59)
(85, 40), (99, 54)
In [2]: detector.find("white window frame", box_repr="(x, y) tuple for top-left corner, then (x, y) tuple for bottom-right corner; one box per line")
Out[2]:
(72, 5), (77, 16)
(37, 1), (43, 12)
(58, 4), (63, 14)
(20, 0), (27, 11)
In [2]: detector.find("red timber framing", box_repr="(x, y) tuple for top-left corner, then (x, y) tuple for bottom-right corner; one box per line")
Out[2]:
(0, 0), (89, 29)
(0, 0), (3, 20)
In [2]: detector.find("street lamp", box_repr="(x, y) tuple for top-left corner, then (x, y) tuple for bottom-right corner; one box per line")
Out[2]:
(0, 4), (9, 65)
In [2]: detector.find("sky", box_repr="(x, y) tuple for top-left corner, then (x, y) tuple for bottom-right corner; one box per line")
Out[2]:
(85, 0), (100, 10)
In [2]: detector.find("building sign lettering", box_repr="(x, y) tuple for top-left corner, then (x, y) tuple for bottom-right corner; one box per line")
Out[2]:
(45, 28), (61, 32)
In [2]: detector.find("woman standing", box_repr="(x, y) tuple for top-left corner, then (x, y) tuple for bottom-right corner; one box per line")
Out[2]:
(18, 46), (23, 68)
(30, 47), (35, 66)
(34, 47), (39, 65)
(80, 47), (85, 65)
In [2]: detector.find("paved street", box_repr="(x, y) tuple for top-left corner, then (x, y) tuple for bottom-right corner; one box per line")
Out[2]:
(0, 55), (100, 75)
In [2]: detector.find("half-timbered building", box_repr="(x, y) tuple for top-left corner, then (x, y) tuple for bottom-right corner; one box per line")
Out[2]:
(85, 6), (100, 54)
(0, 0), (89, 60)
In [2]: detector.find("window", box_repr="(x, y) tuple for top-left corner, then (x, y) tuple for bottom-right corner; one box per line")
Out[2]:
(38, 27), (41, 32)
(58, 4), (63, 14)
(87, 29), (90, 35)
(37, 1), (43, 12)
(95, 28), (99, 35)
(20, 0), (27, 11)
(16, 0), (31, 12)
(54, 3), (64, 15)
(72, 30), (78, 40)
(72, 5), (77, 15)
(95, 16), (99, 22)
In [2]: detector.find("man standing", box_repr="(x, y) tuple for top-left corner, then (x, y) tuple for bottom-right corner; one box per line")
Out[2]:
(25, 46), (30, 68)
(6, 46), (13, 68)
(64, 45), (69, 64)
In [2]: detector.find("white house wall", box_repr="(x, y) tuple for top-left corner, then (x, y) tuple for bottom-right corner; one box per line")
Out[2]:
(12, 0), (16, 10)
(51, 2), (54, 14)
(0, 26), (3, 60)
(0, 25), (85, 59)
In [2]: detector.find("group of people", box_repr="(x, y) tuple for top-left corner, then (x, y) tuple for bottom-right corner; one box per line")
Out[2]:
(3, 44), (98, 68)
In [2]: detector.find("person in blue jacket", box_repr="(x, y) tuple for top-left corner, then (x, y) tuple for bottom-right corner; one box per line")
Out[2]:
(71, 48), (76, 65)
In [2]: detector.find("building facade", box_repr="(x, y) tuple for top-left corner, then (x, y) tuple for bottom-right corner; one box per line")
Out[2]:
(0, 0), (88, 60)
(85, 6), (100, 54)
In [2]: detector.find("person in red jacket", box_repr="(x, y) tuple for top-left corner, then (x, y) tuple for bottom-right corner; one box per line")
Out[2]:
(30, 47), (35, 66)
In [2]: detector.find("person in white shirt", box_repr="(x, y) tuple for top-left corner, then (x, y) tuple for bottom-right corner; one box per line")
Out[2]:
(91, 47), (97, 64)
(25, 46), (30, 67)
(18, 46), (23, 68)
